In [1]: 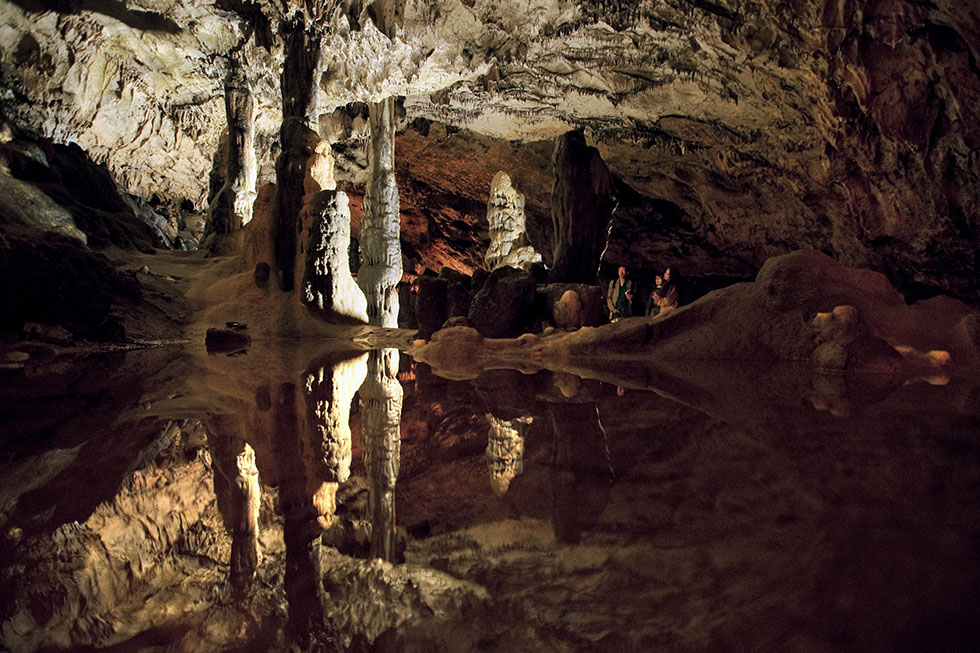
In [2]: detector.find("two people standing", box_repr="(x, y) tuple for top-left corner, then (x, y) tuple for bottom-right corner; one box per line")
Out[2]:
(646, 267), (678, 317)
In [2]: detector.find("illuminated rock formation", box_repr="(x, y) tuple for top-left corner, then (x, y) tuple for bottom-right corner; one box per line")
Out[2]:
(305, 352), (368, 489)
(302, 189), (369, 322)
(484, 414), (526, 495)
(357, 97), (402, 327)
(485, 171), (541, 272)
(229, 442), (260, 593)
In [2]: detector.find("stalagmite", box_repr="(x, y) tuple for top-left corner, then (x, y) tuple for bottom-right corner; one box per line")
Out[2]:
(205, 51), (257, 238)
(549, 130), (617, 284)
(485, 171), (541, 272)
(357, 97), (402, 327)
(302, 190), (369, 322)
(360, 348), (403, 561)
(485, 414), (526, 495)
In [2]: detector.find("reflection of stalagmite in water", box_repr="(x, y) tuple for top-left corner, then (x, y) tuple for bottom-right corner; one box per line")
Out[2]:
(204, 416), (260, 594)
(275, 381), (327, 645)
(485, 414), (527, 495)
(229, 442), (260, 592)
(547, 373), (615, 543)
(303, 352), (368, 528)
(361, 348), (403, 562)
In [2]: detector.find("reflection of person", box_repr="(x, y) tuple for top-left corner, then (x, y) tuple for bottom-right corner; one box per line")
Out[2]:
(606, 265), (634, 321)
(650, 267), (679, 316)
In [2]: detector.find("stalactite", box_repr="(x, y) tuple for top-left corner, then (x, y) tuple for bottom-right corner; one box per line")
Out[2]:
(357, 97), (402, 327)
(202, 416), (259, 594)
(273, 15), (322, 292)
(549, 398), (614, 544)
(273, 381), (329, 645)
(303, 352), (368, 528)
(360, 348), (402, 562)
(229, 442), (260, 594)
(205, 50), (256, 238)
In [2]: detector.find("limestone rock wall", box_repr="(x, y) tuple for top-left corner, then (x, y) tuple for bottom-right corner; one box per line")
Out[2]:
(0, 0), (977, 303)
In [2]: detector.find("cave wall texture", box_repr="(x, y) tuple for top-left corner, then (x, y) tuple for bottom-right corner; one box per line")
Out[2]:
(0, 0), (977, 305)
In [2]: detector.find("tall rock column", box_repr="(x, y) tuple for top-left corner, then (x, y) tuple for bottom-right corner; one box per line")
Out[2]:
(204, 417), (260, 595)
(205, 52), (257, 238)
(549, 130), (617, 284)
(273, 14), (322, 292)
(357, 97), (402, 327)
(360, 348), (403, 562)
(485, 171), (542, 272)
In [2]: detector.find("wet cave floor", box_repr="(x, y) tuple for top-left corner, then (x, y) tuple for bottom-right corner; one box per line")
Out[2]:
(1, 343), (979, 651)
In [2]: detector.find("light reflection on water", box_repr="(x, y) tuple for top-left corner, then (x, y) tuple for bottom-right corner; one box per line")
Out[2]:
(1, 344), (979, 651)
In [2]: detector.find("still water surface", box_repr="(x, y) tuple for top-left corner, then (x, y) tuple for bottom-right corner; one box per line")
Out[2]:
(1, 343), (978, 651)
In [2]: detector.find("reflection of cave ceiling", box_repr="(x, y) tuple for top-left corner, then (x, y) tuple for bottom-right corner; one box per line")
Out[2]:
(1, 0), (978, 302)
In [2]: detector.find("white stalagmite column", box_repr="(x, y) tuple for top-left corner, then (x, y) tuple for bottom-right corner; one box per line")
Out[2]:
(485, 414), (527, 495)
(303, 189), (369, 322)
(357, 97), (401, 327)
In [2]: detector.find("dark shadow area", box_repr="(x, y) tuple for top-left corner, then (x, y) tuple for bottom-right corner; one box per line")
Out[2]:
(8, 0), (181, 34)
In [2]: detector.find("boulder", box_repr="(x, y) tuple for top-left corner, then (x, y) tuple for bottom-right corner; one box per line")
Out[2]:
(415, 276), (448, 339)
(467, 267), (535, 338)
(537, 283), (605, 328)
(446, 281), (471, 318)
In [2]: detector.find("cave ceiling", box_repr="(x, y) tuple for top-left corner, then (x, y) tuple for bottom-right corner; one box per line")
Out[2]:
(0, 0), (978, 302)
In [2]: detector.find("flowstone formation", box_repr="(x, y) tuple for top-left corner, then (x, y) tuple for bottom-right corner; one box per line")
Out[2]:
(412, 250), (979, 381)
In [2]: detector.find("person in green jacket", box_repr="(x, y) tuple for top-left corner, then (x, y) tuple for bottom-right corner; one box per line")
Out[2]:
(607, 265), (634, 321)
